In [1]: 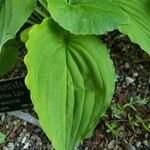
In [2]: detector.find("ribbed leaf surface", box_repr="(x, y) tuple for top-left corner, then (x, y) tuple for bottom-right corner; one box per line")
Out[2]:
(0, 0), (36, 53)
(113, 0), (150, 55)
(47, 0), (129, 35)
(25, 18), (115, 150)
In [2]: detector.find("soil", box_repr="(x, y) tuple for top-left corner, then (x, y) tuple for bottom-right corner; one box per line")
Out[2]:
(0, 31), (150, 150)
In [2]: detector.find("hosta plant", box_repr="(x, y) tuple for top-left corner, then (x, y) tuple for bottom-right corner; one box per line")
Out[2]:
(0, 0), (150, 150)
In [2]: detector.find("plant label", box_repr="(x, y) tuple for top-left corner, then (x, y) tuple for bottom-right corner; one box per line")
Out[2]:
(0, 77), (33, 112)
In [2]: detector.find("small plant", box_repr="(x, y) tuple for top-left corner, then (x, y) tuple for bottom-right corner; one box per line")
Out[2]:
(111, 103), (125, 119)
(0, 132), (6, 144)
(0, 0), (150, 150)
(104, 96), (150, 136)
(106, 122), (120, 136)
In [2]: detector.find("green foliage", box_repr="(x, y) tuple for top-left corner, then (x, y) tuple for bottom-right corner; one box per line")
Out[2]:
(0, 0), (36, 53)
(0, 0), (150, 149)
(25, 18), (115, 150)
(104, 96), (150, 136)
(47, 0), (129, 35)
(123, 96), (149, 111)
(0, 40), (18, 75)
(123, 98), (137, 111)
(111, 103), (125, 119)
(106, 122), (120, 136)
(0, 132), (6, 144)
(113, 0), (150, 55)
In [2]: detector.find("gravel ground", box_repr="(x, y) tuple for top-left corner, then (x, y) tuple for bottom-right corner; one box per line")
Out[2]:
(0, 31), (150, 150)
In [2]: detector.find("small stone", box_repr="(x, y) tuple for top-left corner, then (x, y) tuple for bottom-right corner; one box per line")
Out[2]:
(100, 143), (104, 148)
(133, 72), (138, 77)
(37, 141), (42, 146)
(23, 121), (27, 126)
(139, 65), (144, 69)
(23, 142), (30, 149)
(31, 135), (36, 140)
(25, 133), (30, 137)
(116, 75), (120, 79)
(128, 144), (136, 150)
(114, 145), (121, 150)
(19, 132), (25, 138)
(23, 129), (27, 133)
(74, 147), (79, 150)
(145, 133), (149, 139)
(21, 137), (26, 144)
(143, 140), (149, 147)
(122, 84), (126, 88)
(136, 141), (141, 148)
(108, 140), (116, 149)
(35, 136), (41, 142)
(17, 137), (21, 143)
(125, 62), (130, 69)
(126, 77), (135, 84)
(1, 114), (5, 122)
(8, 143), (14, 150)
(136, 128), (142, 134)
(117, 86), (121, 92)
(6, 125), (9, 129)
(3, 146), (9, 150)
(13, 121), (18, 126)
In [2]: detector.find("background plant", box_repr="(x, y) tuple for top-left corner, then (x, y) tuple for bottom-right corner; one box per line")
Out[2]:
(0, 132), (6, 144)
(0, 0), (150, 150)
(104, 96), (150, 136)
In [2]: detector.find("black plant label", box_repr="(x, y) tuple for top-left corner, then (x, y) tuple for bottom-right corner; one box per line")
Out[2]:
(0, 77), (33, 112)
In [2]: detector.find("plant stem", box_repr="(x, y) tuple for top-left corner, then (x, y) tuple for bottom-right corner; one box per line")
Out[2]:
(35, 7), (49, 18)
(29, 15), (40, 23)
(33, 11), (43, 21)
(16, 57), (23, 61)
(38, 0), (49, 12)
(27, 20), (36, 25)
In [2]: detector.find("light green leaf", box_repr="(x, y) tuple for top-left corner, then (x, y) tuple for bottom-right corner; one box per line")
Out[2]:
(47, 0), (129, 35)
(25, 18), (115, 150)
(0, 0), (36, 53)
(0, 132), (6, 144)
(113, 0), (150, 55)
(0, 40), (18, 75)
(20, 27), (32, 44)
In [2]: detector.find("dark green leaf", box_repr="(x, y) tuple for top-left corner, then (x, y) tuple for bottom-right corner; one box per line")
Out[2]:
(0, 0), (36, 53)
(0, 40), (18, 75)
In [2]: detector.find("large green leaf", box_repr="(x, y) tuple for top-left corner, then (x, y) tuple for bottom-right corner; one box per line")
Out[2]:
(0, 40), (18, 75)
(25, 18), (115, 150)
(47, 0), (129, 35)
(113, 0), (150, 55)
(0, 0), (36, 53)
